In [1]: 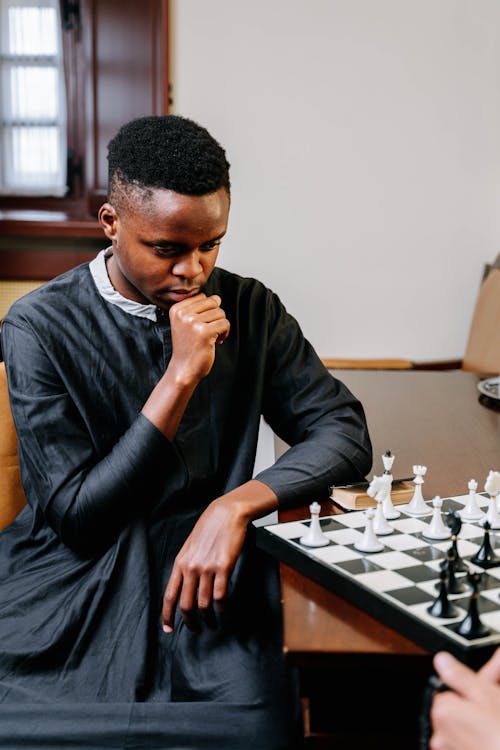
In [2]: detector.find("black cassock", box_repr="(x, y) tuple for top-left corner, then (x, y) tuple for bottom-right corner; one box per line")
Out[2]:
(0, 252), (371, 749)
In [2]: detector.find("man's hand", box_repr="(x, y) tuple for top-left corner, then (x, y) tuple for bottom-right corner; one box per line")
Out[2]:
(162, 497), (247, 633)
(161, 480), (279, 633)
(430, 650), (500, 750)
(141, 292), (229, 441)
(169, 293), (230, 385)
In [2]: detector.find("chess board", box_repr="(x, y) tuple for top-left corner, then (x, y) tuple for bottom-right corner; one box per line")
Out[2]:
(256, 493), (500, 665)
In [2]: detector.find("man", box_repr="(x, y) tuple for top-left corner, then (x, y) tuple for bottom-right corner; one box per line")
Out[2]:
(0, 115), (371, 749)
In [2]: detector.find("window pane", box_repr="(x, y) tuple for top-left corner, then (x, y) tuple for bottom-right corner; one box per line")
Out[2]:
(13, 126), (60, 178)
(8, 5), (58, 56)
(9, 65), (59, 120)
(6, 126), (63, 191)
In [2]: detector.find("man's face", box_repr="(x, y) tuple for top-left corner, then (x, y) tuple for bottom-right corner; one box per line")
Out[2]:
(98, 186), (230, 309)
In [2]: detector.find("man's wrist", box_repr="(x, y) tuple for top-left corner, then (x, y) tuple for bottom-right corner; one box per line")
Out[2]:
(163, 362), (201, 392)
(216, 479), (279, 524)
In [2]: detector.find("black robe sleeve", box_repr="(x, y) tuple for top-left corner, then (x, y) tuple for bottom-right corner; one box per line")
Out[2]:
(1, 320), (186, 556)
(255, 290), (372, 505)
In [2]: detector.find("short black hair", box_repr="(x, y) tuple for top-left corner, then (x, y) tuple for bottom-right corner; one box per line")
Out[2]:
(107, 115), (230, 208)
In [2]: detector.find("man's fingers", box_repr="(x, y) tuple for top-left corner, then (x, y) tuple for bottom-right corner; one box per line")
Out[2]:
(433, 652), (477, 698)
(179, 572), (200, 632)
(479, 647), (500, 683)
(171, 293), (221, 314)
(207, 319), (230, 344)
(216, 327), (230, 345)
(162, 567), (182, 633)
(170, 294), (230, 345)
(429, 690), (466, 750)
(198, 572), (217, 629)
(192, 307), (227, 325)
(197, 572), (214, 612)
(162, 569), (217, 634)
(213, 571), (228, 612)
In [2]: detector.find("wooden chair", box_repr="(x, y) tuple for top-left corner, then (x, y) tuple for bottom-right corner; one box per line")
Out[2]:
(460, 268), (500, 372)
(0, 361), (27, 531)
(323, 266), (500, 374)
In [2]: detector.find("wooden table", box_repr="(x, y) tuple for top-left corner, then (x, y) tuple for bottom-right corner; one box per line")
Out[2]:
(279, 369), (500, 749)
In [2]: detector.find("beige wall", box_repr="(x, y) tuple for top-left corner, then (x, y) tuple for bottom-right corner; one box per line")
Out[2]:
(172, 0), (500, 361)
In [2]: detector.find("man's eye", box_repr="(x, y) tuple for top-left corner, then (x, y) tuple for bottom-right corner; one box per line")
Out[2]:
(153, 246), (177, 256)
(200, 240), (221, 252)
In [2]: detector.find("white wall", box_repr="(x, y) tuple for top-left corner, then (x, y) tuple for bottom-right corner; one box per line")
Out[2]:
(172, 0), (500, 360)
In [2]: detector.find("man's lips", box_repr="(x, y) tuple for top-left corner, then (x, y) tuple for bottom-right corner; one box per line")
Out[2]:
(159, 288), (200, 301)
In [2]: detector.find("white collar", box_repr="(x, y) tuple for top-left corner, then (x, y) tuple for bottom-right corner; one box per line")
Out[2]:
(89, 249), (158, 322)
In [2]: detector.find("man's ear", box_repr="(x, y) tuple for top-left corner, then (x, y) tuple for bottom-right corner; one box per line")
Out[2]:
(98, 203), (119, 241)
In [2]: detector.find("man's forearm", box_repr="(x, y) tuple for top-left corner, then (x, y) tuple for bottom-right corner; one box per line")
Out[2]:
(141, 368), (198, 441)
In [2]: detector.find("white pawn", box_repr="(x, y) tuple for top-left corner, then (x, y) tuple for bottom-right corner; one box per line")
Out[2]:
(406, 465), (429, 516)
(423, 496), (451, 540)
(482, 471), (500, 530)
(460, 479), (485, 522)
(355, 508), (384, 553)
(300, 502), (330, 547)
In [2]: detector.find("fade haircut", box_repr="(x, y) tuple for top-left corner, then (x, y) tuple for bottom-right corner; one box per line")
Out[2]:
(107, 115), (230, 212)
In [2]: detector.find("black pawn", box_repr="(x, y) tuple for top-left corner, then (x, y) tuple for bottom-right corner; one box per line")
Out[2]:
(470, 521), (500, 569)
(437, 550), (468, 595)
(428, 568), (461, 618)
(445, 511), (467, 573)
(455, 572), (490, 639)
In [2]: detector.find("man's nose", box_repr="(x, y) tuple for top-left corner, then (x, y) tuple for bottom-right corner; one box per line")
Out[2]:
(172, 251), (203, 279)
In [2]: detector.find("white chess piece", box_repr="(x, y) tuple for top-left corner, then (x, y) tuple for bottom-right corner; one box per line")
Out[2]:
(367, 475), (385, 503)
(368, 473), (399, 520)
(406, 465), (429, 516)
(482, 471), (500, 530)
(354, 508), (384, 553)
(373, 494), (393, 536)
(382, 464), (401, 521)
(368, 476), (393, 535)
(460, 479), (485, 522)
(366, 475), (394, 536)
(300, 502), (330, 547)
(423, 496), (451, 540)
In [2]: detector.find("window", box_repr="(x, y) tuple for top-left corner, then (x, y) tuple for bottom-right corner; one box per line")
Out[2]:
(0, 0), (169, 249)
(0, 0), (67, 196)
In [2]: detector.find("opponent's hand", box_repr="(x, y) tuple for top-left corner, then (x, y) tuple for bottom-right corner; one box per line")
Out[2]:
(161, 496), (248, 633)
(168, 293), (230, 385)
(430, 650), (500, 750)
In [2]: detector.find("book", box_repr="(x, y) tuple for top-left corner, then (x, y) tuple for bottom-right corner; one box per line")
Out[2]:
(329, 481), (414, 511)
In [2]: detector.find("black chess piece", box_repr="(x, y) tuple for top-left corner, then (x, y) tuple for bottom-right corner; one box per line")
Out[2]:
(445, 510), (467, 573)
(428, 567), (461, 618)
(454, 571), (490, 639)
(437, 550), (468, 595)
(470, 521), (500, 569)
